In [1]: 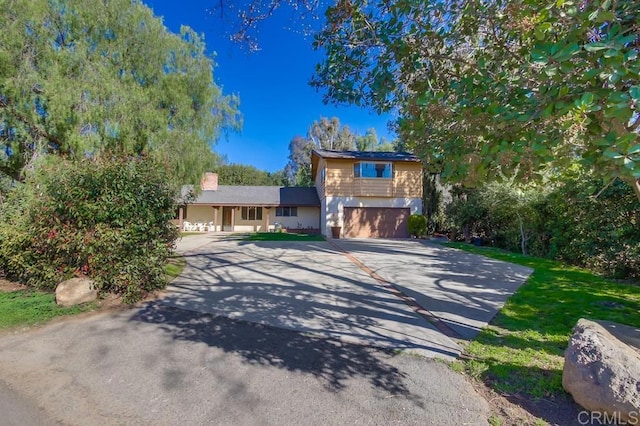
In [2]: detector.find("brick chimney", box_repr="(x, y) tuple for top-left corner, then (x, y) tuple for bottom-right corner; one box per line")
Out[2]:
(201, 172), (218, 191)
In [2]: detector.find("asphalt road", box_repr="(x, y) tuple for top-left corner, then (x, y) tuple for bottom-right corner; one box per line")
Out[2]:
(0, 304), (490, 425)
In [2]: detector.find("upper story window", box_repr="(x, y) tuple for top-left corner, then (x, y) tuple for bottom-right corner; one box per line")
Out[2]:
(353, 162), (393, 178)
(241, 206), (262, 221)
(276, 206), (297, 217)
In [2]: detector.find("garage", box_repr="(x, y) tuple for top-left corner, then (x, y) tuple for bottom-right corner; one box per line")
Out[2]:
(343, 207), (410, 238)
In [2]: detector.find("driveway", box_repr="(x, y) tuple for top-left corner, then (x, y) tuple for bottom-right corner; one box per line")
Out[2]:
(165, 234), (532, 356)
(332, 239), (534, 339)
(165, 235), (461, 359)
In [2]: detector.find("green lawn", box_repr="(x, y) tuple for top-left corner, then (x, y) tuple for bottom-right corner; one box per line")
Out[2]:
(245, 232), (326, 241)
(165, 255), (187, 281)
(180, 232), (201, 237)
(0, 255), (186, 330)
(445, 242), (640, 398)
(0, 290), (95, 329)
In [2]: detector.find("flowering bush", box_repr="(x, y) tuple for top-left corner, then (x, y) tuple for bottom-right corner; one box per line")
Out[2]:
(0, 156), (179, 303)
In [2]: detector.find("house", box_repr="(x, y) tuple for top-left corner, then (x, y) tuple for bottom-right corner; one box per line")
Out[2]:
(178, 173), (321, 233)
(311, 149), (423, 238)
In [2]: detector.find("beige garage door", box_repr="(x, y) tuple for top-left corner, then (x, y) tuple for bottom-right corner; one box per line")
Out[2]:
(343, 207), (410, 238)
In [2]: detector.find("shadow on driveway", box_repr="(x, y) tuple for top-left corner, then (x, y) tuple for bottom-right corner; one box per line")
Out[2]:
(165, 239), (461, 359)
(332, 239), (534, 339)
(130, 302), (419, 399)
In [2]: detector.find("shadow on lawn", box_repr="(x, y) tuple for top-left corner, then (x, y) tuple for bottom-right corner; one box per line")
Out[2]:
(130, 302), (420, 402)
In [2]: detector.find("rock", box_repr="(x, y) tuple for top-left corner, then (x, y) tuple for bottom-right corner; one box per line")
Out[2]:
(55, 278), (97, 307)
(563, 318), (640, 423)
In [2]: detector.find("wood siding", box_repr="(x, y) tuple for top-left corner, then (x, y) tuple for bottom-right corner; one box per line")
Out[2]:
(323, 159), (422, 198)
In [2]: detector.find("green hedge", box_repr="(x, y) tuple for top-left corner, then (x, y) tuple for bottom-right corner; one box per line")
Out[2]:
(446, 172), (640, 280)
(0, 156), (179, 303)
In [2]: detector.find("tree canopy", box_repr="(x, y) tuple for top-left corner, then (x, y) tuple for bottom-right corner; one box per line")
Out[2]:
(284, 117), (356, 186)
(283, 116), (398, 185)
(214, 163), (287, 186)
(311, 0), (640, 200)
(0, 0), (240, 186)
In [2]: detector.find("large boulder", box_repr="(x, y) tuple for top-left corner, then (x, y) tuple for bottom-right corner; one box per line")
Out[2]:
(563, 318), (640, 423)
(55, 277), (98, 307)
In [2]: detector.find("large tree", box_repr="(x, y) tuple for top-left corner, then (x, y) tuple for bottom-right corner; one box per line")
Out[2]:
(307, 116), (356, 150)
(310, 0), (640, 201)
(214, 163), (287, 185)
(285, 116), (356, 185)
(0, 0), (240, 186)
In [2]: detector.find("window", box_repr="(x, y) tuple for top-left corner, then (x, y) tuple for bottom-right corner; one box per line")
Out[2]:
(353, 162), (393, 178)
(241, 206), (263, 221)
(276, 206), (298, 217)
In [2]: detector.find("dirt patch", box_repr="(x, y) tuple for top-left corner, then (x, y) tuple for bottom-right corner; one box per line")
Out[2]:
(471, 379), (583, 425)
(0, 279), (27, 293)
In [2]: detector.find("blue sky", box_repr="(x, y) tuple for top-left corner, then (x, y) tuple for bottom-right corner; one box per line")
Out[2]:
(144, 0), (394, 172)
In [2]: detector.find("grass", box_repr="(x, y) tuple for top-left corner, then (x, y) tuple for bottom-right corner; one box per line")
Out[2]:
(165, 255), (187, 281)
(0, 290), (95, 329)
(245, 232), (326, 242)
(180, 231), (201, 237)
(445, 242), (640, 398)
(0, 255), (187, 331)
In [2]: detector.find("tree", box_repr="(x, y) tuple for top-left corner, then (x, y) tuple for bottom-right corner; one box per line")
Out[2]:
(284, 116), (356, 186)
(311, 0), (640, 202)
(355, 128), (399, 151)
(284, 135), (315, 186)
(355, 129), (378, 151)
(307, 117), (356, 150)
(214, 163), (287, 185)
(0, 0), (240, 187)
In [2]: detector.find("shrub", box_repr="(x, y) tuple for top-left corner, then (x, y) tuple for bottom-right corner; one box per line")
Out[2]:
(0, 156), (179, 303)
(408, 214), (427, 237)
(445, 172), (640, 280)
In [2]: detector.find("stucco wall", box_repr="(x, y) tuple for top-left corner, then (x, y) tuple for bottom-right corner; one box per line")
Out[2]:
(184, 205), (217, 224)
(184, 205), (320, 232)
(323, 196), (422, 237)
(267, 206), (320, 230)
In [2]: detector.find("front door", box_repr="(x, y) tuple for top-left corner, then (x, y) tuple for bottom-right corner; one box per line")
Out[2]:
(223, 206), (233, 231)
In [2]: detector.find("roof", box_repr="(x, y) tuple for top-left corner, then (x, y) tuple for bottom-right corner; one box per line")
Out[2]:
(182, 185), (320, 207)
(311, 149), (420, 162)
(311, 149), (420, 180)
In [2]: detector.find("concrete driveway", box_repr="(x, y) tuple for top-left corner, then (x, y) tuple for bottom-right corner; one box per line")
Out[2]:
(166, 235), (460, 359)
(332, 239), (534, 339)
(165, 234), (533, 358)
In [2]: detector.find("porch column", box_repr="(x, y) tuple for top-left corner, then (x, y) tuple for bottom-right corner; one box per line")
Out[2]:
(178, 206), (184, 228)
(231, 207), (235, 231)
(213, 207), (218, 233)
(265, 207), (270, 229)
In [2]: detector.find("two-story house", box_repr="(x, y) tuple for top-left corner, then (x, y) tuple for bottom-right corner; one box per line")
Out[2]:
(311, 149), (423, 238)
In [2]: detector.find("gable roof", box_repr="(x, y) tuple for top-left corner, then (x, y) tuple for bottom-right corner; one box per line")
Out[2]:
(183, 185), (320, 207)
(311, 149), (421, 180)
